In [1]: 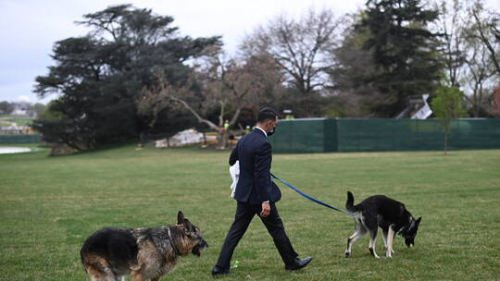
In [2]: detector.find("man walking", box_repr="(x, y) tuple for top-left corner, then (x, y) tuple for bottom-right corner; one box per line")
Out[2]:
(212, 108), (312, 276)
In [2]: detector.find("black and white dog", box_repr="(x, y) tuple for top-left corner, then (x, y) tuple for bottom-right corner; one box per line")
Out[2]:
(344, 191), (421, 258)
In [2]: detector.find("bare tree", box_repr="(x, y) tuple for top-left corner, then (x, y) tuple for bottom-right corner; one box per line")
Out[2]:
(137, 49), (283, 148)
(434, 0), (467, 87)
(242, 8), (339, 95)
(459, 0), (500, 116)
(469, 2), (500, 76)
(463, 35), (496, 116)
(431, 0), (499, 116)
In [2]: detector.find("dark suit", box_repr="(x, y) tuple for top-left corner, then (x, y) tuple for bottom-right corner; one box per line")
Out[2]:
(215, 129), (298, 269)
(230, 128), (282, 204)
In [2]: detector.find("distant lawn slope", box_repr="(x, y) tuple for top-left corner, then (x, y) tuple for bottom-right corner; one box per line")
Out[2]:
(0, 146), (499, 280)
(0, 114), (34, 127)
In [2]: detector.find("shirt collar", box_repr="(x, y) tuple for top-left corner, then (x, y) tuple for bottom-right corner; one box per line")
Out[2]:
(256, 126), (267, 137)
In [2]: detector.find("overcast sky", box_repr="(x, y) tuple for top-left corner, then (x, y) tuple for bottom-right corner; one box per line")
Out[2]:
(0, 0), (498, 104)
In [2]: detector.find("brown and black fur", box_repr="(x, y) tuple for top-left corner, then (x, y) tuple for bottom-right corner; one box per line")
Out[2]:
(80, 211), (208, 281)
(344, 192), (421, 259)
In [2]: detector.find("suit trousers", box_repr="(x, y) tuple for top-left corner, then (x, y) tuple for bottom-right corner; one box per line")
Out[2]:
(215, 201), (299, 269)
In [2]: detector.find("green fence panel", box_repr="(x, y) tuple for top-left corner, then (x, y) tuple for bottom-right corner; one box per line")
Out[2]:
(269, 119), (325, 153)
(270, 118), (500, 153)
(269, 121), (294, 153)
(336, 119), (500, 152)
(410, 119), (443, 151)
(0, 134), (40, 144)
(323, 119), (337, 152)
(450, 119), (500, 149)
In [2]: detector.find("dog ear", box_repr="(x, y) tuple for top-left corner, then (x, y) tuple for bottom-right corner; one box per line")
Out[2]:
(416, 217), (422, 224)
(177, 211), (185, 225)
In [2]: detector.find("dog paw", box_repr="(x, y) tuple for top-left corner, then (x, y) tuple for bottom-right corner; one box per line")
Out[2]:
(344, 252), (351, 258)
(369, 248), (380, 258)
(386, 252), (393, 258)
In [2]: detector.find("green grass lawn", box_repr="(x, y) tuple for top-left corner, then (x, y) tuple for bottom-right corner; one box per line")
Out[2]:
(0, 146), (499, 280)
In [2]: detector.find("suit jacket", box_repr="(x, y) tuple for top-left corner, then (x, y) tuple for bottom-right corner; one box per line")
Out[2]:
(229, 129), (281, 204)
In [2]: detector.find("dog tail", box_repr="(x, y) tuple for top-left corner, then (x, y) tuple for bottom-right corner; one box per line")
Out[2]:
(346, 191), (355, 211)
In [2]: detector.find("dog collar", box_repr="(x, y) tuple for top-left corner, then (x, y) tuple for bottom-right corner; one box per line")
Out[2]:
(398, 219), (415, 236)
(397, 225), (406, 236)
(167, 228), (182, 256)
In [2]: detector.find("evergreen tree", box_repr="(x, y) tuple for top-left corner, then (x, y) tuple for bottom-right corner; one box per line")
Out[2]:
(358, 0), (442, 117)
(327, 13), (384, 117)
(33, 5), (219, 150)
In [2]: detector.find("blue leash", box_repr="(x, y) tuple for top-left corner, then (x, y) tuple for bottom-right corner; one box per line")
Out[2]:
(271, 173), (355, 217)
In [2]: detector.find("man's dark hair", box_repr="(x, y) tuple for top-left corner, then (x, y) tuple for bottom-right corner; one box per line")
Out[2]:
(257, 107), (278, 123)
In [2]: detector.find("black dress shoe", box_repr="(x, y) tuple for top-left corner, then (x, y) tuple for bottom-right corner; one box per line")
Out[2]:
(285, 256), (312, 271)
(211, 266), (230, 277)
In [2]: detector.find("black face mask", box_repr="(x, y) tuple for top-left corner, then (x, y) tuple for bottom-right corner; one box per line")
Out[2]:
(267, 125), (277, 136)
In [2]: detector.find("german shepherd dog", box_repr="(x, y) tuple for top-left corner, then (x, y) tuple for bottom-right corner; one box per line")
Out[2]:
(344, 192), (421, 258)
(80, 211), (208, 281)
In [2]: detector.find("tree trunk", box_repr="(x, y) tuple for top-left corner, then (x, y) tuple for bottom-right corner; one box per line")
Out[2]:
(139, 132), (148, 147)
(218, 130), (229, 149)
(444, 132), (448, 155)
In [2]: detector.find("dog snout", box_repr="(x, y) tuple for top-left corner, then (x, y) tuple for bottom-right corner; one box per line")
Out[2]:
(201, 238), (209, 248)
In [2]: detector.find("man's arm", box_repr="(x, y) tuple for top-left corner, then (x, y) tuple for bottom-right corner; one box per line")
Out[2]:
(254, 142), (272, 204)
(229, 145), (238, 166)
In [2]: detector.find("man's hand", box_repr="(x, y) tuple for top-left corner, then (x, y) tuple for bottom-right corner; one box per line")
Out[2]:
(260, 201), (271, 217)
